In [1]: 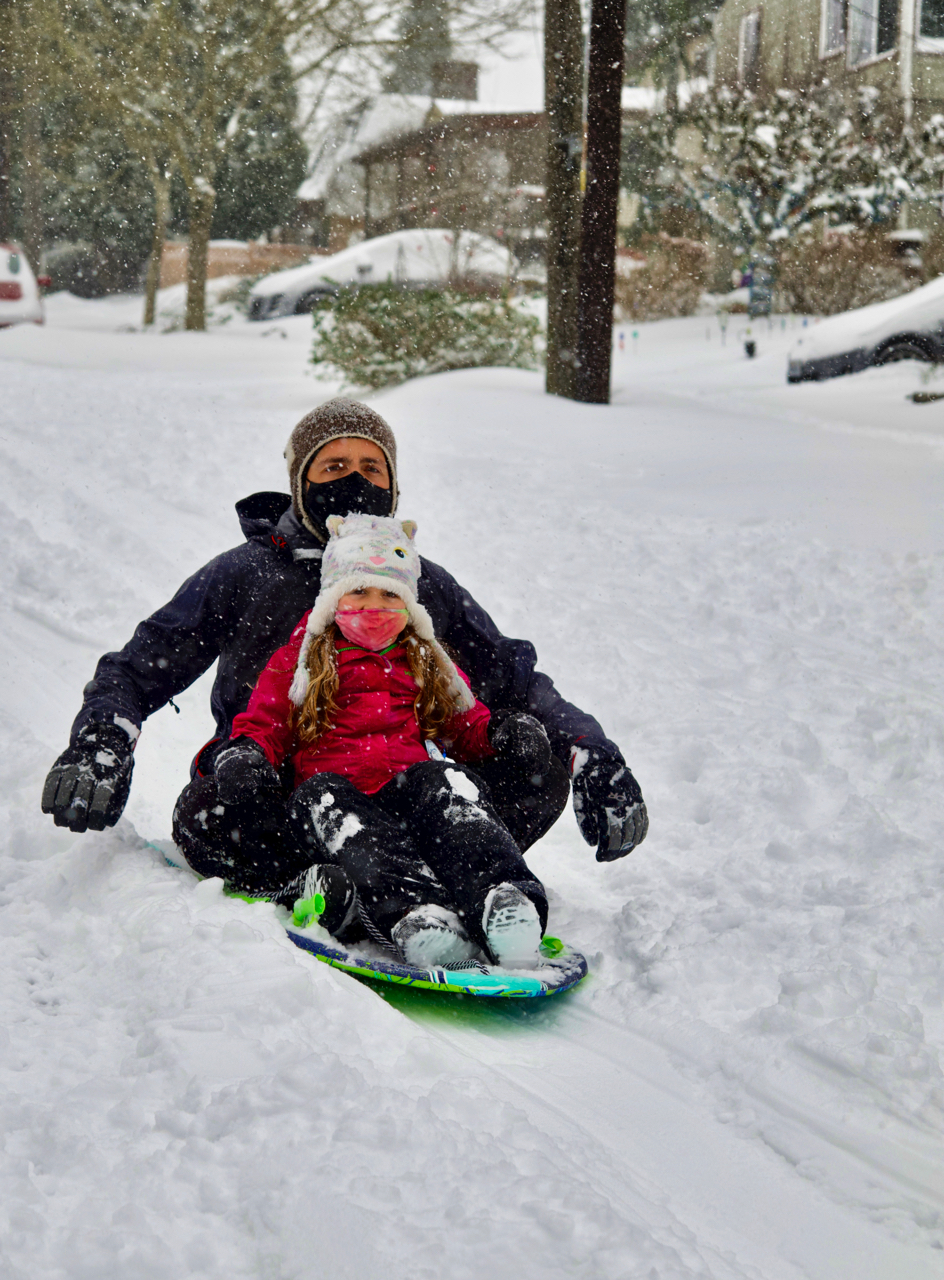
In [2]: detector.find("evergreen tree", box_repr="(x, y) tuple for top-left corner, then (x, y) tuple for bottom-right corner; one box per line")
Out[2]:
(382, 0), (452, 96)
(42, 118), (155, 294)
(32, 35), (305, 295)
(624, 0), (723, 114)
(209, 65), (308, 240)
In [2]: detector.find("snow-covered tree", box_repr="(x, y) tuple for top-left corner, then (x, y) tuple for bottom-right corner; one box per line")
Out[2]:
(630, 83), (944, 261)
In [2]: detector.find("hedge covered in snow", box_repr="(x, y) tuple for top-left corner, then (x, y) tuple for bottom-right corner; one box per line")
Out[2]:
(310, 282), (541, 389)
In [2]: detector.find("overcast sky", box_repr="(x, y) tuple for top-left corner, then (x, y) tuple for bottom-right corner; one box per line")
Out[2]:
(474, 21), (544, 111)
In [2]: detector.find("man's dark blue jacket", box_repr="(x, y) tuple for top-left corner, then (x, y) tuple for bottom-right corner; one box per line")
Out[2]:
(74, 493), (617, 766)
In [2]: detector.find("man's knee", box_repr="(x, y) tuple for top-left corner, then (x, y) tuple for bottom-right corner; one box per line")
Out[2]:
(173, 774), (220, 846)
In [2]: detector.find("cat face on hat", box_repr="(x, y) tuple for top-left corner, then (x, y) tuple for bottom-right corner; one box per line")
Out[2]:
(322, 514), (420, 600)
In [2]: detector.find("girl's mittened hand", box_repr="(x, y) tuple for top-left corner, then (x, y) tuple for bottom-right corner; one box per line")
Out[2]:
(215, 738), (280, 805)
(488, 711), (552, 773)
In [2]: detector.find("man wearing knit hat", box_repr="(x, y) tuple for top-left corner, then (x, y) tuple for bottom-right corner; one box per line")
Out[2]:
(42, 398), (647, 866)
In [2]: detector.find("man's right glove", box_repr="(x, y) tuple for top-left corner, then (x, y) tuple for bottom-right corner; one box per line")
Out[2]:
(41, 721), (135, 832)
(214, 737), (281, 806)
(571, 744), (649, 862)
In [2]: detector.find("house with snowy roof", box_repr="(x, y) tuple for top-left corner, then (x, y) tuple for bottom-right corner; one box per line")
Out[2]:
(293, 80), (547, 270)
(349, 103), (547, 273)
(292, 94), (435, 252)
(711, 0), (944, 124)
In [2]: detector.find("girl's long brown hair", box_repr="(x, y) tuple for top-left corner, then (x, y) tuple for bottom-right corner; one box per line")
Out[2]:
(291, 622), (464, 747)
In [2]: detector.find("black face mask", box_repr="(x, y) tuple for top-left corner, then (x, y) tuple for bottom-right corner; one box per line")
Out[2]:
(302, 471), (393, 539)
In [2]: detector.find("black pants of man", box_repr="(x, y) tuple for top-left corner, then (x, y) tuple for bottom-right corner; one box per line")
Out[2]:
(172, 756), (561, 945)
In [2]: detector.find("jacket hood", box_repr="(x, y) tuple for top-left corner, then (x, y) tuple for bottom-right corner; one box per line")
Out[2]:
(235, 492), (323, 559)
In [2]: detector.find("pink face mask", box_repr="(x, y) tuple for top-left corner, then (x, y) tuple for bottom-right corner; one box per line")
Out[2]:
(336, 608), (408, 651)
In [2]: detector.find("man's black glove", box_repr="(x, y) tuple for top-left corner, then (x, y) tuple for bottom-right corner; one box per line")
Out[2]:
(571, 745), (649, 862)
(488, 711), (552, 776)
(214, 737), (281, 806)
(41, 721), (135, 833)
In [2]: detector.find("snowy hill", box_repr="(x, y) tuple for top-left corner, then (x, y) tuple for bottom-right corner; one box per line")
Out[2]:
(1, 296), (943, 1279)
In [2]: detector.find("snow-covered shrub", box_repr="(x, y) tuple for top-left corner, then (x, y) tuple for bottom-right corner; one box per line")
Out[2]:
(310, 283), (541, 389)
(614, 234), (711, 321)
(213, 274), (265, 313)
(776, 230), (919, 316)
(628, 84), (944, 280)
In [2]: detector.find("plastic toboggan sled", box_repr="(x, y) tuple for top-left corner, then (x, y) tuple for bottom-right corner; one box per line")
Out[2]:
(285, 923), (588, 999)
(156, 840), (588, 1000)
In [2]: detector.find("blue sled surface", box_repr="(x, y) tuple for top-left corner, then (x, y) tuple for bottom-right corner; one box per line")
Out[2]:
(285, 927), (588, 999)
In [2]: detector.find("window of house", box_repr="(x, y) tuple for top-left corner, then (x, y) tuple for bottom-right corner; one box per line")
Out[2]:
(738, 11), (762, 88)
(820, 0), (848, 55)
(920, 0), (944, 40)
(848, 0), (897, 65)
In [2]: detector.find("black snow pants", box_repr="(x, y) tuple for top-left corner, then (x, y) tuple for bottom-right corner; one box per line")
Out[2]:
(173, 758), (553, 947)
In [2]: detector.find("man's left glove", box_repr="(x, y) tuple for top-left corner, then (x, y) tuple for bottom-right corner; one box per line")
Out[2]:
(571, 744), (648, 862)
(41, 721), (135, 833)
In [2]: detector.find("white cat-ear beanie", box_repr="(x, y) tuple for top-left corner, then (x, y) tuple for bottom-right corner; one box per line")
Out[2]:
(289, 513), (475, 714)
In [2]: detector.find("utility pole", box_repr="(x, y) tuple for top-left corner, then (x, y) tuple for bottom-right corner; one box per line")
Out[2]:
(574, 0), (626, 404)
(544, 0), (584, 398)
(898, 0), (916, 231)
(0, 0), (13, 243)
(900, 0), (916, 127)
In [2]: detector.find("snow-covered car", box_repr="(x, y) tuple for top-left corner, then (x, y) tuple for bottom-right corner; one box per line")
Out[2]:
(0, 243), (45, 328)
(787, 274), (944, 382)
(248, 229), (516, 321)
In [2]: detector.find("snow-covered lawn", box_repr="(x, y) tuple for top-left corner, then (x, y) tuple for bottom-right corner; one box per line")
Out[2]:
(1, 294), (943, 1279)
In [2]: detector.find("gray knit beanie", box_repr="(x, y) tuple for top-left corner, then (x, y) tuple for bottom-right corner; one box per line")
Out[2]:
(284, 399), (399, 539)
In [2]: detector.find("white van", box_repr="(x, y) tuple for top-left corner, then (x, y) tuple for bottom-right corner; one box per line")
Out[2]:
(0, 243), (46, 327)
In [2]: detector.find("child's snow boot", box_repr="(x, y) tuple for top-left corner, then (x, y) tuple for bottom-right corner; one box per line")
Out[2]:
(482, 884), (542, 968)
(391, 904), (478, 968)
(283, 864), (358, 936)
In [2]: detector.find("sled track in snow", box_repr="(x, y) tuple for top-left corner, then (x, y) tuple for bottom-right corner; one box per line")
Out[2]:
(396, 993), (944, 1280)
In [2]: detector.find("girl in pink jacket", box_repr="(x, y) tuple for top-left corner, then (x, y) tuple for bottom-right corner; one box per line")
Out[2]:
(207, 514), (549, 969)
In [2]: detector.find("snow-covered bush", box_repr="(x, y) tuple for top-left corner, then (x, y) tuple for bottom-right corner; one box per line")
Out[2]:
(627, 84), (944, 287)
(615, 233), (711, 321)
(310, 283), (542, 389)
(776, 229), (919, 316)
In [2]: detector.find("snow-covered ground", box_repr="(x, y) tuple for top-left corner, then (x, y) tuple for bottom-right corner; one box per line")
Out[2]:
(2, 293), (943, 1279)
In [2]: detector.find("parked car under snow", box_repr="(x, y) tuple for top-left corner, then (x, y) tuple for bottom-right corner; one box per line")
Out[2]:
(248, 229), (516, 321)
(787, 275), (944, 382)
(0, 243), (45, 328)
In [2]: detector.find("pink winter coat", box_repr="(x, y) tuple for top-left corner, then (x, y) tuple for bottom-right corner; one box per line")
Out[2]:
(230, 611), (494, 794)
